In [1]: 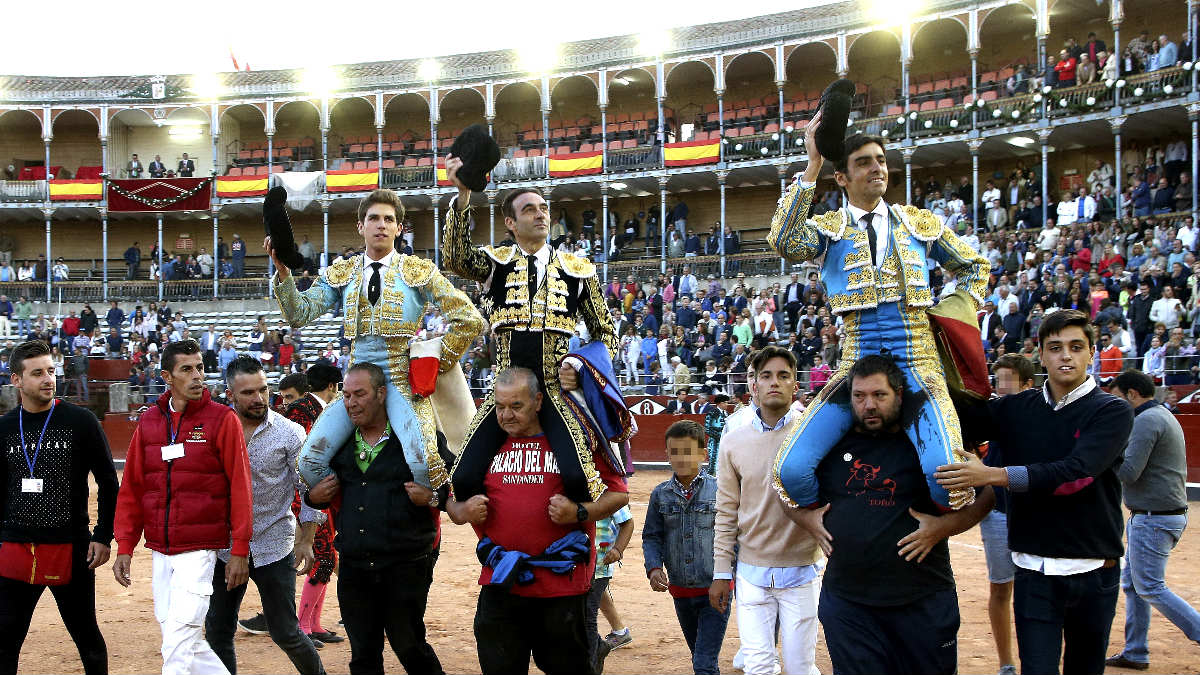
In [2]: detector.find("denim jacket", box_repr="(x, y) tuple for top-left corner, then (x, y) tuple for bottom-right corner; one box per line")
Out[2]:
(642, 473), (718, 589)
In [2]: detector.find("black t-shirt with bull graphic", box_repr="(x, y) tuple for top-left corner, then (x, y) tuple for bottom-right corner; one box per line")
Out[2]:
(817, 430), (954, 607)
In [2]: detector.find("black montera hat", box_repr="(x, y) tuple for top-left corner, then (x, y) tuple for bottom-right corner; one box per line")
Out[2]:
(815, 79), (855, 163)
(448, 124), (501, 192)
(263, 187), (305, 270)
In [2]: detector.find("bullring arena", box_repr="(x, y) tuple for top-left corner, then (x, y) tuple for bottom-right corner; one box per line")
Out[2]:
(5, 0), (1200, 672)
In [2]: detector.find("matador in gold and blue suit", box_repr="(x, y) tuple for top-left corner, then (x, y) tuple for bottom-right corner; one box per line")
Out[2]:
(276, 250), (484, 490)
(768, 178), (990, 511)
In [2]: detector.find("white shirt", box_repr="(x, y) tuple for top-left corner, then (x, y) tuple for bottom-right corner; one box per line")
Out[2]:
(982, 187), (1001, 205)
(846, 200), (891, 268)
(360, 249), (399, 300)
(307, 391), (329, 410)
(1011, 376), (1104, 576)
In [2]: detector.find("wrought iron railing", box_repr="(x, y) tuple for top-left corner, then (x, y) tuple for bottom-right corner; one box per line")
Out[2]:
(0, 180), (47, 203)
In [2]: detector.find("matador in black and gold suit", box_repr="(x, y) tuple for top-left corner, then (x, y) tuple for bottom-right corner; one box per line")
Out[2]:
(443, 195), (618, 504)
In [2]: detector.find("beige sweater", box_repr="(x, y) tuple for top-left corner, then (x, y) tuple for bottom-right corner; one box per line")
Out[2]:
(713, 421), (821, 575)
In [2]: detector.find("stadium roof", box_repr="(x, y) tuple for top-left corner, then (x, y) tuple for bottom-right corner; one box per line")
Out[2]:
(0, 0), (982, 101)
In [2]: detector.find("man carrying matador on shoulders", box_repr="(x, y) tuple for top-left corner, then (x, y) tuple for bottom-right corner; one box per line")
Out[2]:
(265, 187), (485, 492)
(768, 85), (992, 513)
(441, 149), (633, 508)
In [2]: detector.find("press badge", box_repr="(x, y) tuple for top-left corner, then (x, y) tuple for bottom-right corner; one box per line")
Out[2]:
(21, 478), (43, 493)
(161, 443), (185, 461)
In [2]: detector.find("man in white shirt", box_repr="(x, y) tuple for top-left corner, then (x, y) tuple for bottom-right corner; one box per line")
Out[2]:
(1088, 160), (1114, 195)
(197, 248), (214, 278)
(981, 181), (1001, 212)
(1056, 194), (1079, 226)
(1037, 220), (1060, 251)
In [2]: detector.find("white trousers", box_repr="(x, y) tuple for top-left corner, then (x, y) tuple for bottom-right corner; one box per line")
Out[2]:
(151, 549), (228, 675)
(735, 575), (821, 675)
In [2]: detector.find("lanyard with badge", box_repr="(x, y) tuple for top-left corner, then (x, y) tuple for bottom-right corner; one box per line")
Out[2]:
(19, 400), (56, 493)
(162, 404), (186, 461)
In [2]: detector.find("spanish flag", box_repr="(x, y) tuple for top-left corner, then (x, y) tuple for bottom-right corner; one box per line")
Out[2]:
(326, 169), (378, 193)
(548, 150), (603, 177)
(215, 175), (269, 198)
(49, 179), (103, 201)
(663, 139), (720, 167)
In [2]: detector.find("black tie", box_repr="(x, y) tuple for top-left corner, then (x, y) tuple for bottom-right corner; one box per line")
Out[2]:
(527, 254), (539, 304)
(862, 214), (877, 266)
(367, 262), (382, 305)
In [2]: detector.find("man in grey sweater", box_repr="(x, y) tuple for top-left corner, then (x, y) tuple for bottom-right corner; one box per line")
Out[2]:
(1106, 369), (1200, 671)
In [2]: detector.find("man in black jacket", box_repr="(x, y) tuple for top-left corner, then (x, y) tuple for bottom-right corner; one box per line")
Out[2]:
(306, 363), (449, 675)
(1128, 282), (1155, 356)
(0, 340), (119, 675)
(936, 310), (1134, 675)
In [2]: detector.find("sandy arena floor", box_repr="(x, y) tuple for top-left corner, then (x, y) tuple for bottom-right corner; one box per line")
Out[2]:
(13, 471), (1200, 674)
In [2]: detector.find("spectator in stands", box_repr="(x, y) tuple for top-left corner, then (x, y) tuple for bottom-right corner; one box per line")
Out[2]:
(231, 234), (246, 278)
(668, 198), (689, 238)
(1151, 285), (1185, 331)
(684, 230), (702, 257)
(1132, 176), (1153, 217)
(1151, 177), (1175, 215)
(705, 224), (722, 255)
(127, 153), (143, 178)
(1077, 54), (1097, 85)
(105, 301), (124, 332)
(34, 255), (47, 282)
(176, 153), (194, 177)
(986, 199), (1008, 231)
(148, 154), (166, 178)
(1088, 160), (1114, 194)
(1155, 34), (1179, 71)
(1173, 173), (1193, 214)
(665, 389), (693, 414)
(1054, 49), (1078, 87)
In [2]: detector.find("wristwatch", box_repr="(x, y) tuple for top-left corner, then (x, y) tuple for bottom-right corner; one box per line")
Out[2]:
(576, 502), (588, 522)
(428, 491), (440, 508)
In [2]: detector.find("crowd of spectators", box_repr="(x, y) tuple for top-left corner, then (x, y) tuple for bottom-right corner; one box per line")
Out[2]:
(1002, 29), (1194, 97)
(125, 152), (196, 179)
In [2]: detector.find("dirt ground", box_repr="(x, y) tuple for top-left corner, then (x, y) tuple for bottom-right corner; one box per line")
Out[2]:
(14, 470), (1200, 674)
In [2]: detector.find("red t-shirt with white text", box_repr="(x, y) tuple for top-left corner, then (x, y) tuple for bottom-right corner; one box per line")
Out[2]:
(473, 434), (627, 597)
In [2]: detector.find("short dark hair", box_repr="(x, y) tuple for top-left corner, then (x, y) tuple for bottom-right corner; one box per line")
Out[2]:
(501, 188), (544, 221)
(664, 419), (705, 447)
(357, 189), (405, 224)
(347, 362), (386, 390)
(848, 354), (905, 395)
(306, 363), (343, 392)
(278, 372), (309, 394)
(748, 345), (796, 375)
(834, 134), (887, 174)
(162, 339), (201, 374)
(993, 353), (1035, 385)
(225, 354), (264, 386)
(1112, 369), (1156, 398)
(1038, 309), (1095, 348)
(9, 340), (49, 376)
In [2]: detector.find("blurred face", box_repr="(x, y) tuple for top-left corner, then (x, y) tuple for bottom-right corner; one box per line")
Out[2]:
(666, 436), (706, 479)
(164, 352), (205, 401)
(494, 380), (542, 438)
(13, 354), (55, 409)
(851, 372), (902, 433)
(1041, 325), (1094, 393)
(228, 371), (270, 422)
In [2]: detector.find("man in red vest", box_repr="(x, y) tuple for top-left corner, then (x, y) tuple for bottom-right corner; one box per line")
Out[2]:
(112, 339), (252, 675)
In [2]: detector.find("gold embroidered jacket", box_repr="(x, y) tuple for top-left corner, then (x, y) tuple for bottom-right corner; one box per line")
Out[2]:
(767, 181), (989, 315)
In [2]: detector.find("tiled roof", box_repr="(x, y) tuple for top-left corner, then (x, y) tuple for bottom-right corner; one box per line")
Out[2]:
(0, 0), (972, 102)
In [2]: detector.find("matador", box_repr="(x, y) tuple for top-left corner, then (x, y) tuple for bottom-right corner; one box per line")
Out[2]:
(769, 116), (990, 512)
(268, 188), (484, 490)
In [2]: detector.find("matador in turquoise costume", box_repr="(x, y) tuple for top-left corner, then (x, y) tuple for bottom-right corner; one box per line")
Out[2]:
(768, 133), (990, 511)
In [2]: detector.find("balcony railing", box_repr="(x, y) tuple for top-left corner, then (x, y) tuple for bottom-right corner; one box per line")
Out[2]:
(1, 279), (273, 302)
(491, 155), (548, 182)
(0, 180), (47, 203)
(607, 145), (660, 172)
(380, 166), (435, 190)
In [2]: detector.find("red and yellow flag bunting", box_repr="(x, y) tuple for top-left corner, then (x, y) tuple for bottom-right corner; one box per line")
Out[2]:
(548, 150), (603, 177)
(663, 139), (720, 167)
(215, 175), (269, 198)
(326, 169), (379, 193)
(48, 179), (103, 201)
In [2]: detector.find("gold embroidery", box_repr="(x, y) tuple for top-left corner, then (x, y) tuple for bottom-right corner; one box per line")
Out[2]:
(443, 201), (494, 282)
(898, 204), (943, 241)
(556, 251), (596, 278)
(813, 209), (848, 240)
(400, 255), (435, 288)
(483, 245), (518, 265)
(324, 256), (355, 287)
(843, 246), (872, 269)
(845, 268), (873, 291)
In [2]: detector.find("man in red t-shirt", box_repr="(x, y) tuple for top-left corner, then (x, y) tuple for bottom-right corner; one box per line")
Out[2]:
(447, 367), (628, 675)
(1098, 332), (1125, 381)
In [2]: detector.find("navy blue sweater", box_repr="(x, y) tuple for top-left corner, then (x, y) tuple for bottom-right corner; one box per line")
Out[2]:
(966, 386), (1133, 560)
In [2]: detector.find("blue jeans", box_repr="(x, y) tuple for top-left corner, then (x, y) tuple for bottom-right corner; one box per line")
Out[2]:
(1117, 513), (1200, 663)
(1013, 563), (1119, 675)
(673, 595), (729, 675)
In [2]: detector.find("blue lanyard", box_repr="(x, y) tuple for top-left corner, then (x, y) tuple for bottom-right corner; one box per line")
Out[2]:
(167, 403), (184, 444)
(19, 400), (56, 478)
